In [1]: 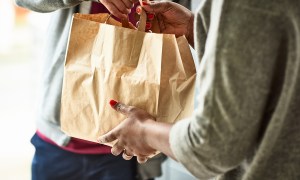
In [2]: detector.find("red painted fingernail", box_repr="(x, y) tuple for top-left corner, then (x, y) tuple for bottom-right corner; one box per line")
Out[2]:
(109, 100), (118, 107)
(146, 22), (152, 29)
(142, 1), (149, 6)
(147, 13), (155, 20)
(136, 6), (142, 15)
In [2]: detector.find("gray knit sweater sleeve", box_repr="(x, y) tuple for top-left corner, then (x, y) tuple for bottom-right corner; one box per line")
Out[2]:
(170, 0), (283, 179)
(15, 0), (92, 12)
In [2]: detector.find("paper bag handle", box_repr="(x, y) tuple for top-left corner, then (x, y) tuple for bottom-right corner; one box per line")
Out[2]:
(121, 17), (131, 29)
(104, 7), (147, 32)
(103, 14), (129, 27)
(121, 8), (147, 32)
(136, 8), (147, 32)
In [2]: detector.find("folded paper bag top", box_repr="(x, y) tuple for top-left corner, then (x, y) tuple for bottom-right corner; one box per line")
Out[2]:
(60, 12), (197, 146)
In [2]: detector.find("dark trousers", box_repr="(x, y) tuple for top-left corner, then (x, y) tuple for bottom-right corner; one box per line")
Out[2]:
(31, 133), (136, 180)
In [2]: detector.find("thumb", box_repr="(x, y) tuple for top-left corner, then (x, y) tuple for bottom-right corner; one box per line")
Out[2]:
(109, 100), (132, 116)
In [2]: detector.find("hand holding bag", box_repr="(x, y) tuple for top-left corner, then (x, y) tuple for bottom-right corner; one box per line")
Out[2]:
(60, 10), (197, 144)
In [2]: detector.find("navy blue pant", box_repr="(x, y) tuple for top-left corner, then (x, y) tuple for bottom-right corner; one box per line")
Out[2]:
(31, 133), (137, 180)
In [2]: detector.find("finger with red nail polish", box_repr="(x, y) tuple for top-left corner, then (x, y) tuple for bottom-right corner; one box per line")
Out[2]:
(147, 13), (155, 21)
(109, 99), (118, 107)
(136, 5), (142, 15)
(146, 22), (152, 30)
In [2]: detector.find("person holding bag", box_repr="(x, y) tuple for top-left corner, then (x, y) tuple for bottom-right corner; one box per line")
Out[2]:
(14, 0), (168, 179)
(98, 1), (300, 180)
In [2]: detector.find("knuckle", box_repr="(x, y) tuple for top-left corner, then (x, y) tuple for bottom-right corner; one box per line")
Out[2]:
(111, 147), (121, 156)
(128, 106), (136, 113)
(102, 136), (109, 142)
(120, 8), (128, 14)
(116, 145), (123, 151)
(107, 134), (115, 142)
(166, 1), (171, 6)
(137, 156), (148, 163)
(110, 9), (118, 15)
(123, 154), (132, 160)
(101, 0), (109, 5)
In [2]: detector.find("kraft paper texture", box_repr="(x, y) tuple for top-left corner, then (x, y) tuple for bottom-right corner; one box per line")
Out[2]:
(60, 13), (197, 145)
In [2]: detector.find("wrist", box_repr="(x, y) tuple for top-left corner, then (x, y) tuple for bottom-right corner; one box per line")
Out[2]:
(142, 119), (173, 154)
(141, 119), (157, 148)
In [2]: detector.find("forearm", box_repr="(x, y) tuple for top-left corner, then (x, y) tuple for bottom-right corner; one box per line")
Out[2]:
(143, 120), (176, 160)
(15, 0), (93, 12)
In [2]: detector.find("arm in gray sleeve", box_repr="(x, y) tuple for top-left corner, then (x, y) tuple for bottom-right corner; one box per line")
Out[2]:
(170, 0), (282, 178)
(15, 0), (94, 12)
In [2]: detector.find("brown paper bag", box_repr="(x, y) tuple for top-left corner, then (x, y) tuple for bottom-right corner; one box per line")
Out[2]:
(60, 12), (197, 144)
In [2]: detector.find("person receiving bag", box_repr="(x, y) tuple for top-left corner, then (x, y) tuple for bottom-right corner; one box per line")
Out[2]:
(98, 1), (300, 180)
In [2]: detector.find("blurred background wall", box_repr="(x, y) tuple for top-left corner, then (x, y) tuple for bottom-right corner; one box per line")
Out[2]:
(0, 0), (50, 179)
